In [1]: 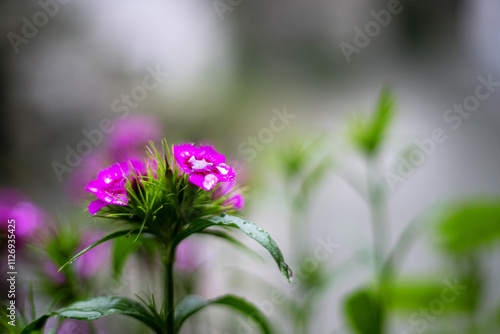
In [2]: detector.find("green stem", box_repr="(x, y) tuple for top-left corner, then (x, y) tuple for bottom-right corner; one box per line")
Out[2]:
(366, 155), (386, 276)
(164, 246), (175, 334)
(366, 155), (389, 334)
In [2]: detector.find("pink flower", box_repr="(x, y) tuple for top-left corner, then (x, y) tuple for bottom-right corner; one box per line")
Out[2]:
(173, 144), (235, 191)
(0, 188), (45, 244)
(106, 115), (162, 162)
(85, 159), (144, 215)
(213, 180), (245, 211)
(67, 115), (162, 201)
(75, 232), (110, 278)
(224, 193), (245, 210)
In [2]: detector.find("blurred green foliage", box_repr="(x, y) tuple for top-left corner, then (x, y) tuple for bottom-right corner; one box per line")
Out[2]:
(438, 200), (500, 253)
(344, 288), (383, 334)
(389, 279), (469, 311)
(349, 87), (395, 156)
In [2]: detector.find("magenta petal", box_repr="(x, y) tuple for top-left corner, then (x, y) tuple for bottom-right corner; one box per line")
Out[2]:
(215, 163), (235, 182)
(189, 173), (219, 191)
(85, 160), (141, 213)
(224, 193), (245, 210)
(174, 144), (196, 172)
(187, 173), (204, 189)
(97, 164), (120, 182)
(88, 200), (108, 215)
(85, 180), (103, 194)
(198, 145), (225, 165)
(174, 143), (236, 191)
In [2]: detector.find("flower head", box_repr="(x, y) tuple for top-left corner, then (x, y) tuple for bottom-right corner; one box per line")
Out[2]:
(173, 144), (235, 191)
(82, 141), (241, 241)
(85, 159), (144, 215)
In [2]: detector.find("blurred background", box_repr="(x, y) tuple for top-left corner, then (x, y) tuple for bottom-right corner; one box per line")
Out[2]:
(1, 0), (500, 333)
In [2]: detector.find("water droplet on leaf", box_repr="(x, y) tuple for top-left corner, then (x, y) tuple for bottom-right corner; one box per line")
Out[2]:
(287, 267), (294, 279)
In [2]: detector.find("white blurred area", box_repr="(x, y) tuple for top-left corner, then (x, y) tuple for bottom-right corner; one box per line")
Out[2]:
(14, 0), (234, 119)
(75, 0), (234, 96)
(463, 0), (500, 71)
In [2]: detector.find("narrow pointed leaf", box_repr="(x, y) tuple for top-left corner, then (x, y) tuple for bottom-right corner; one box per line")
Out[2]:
(350, 87), (395, 155)
(59, 230), (141, 272)
(175, 214), (292, 281)
(174, 295), (271, 334)
(21, 297), (162, 334)
(370, 87), (394, 144)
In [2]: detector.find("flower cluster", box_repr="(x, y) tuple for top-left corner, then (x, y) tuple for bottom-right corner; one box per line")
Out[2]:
(85, 142), (244, 220)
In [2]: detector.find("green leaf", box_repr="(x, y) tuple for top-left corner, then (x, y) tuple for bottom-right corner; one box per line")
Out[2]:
(198, 229), (264, 261)
(21, 297), (162, 334)
(59, 229), (141, 272)
(350, 87), (395, 155)
(438, 200), (500, 252)
(174, 295), (271, 334)
(344, 288), (383, 334)
(388, 279), (471, 312)
(175, 214), (292, 282)
(369, 87), (394, 151)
